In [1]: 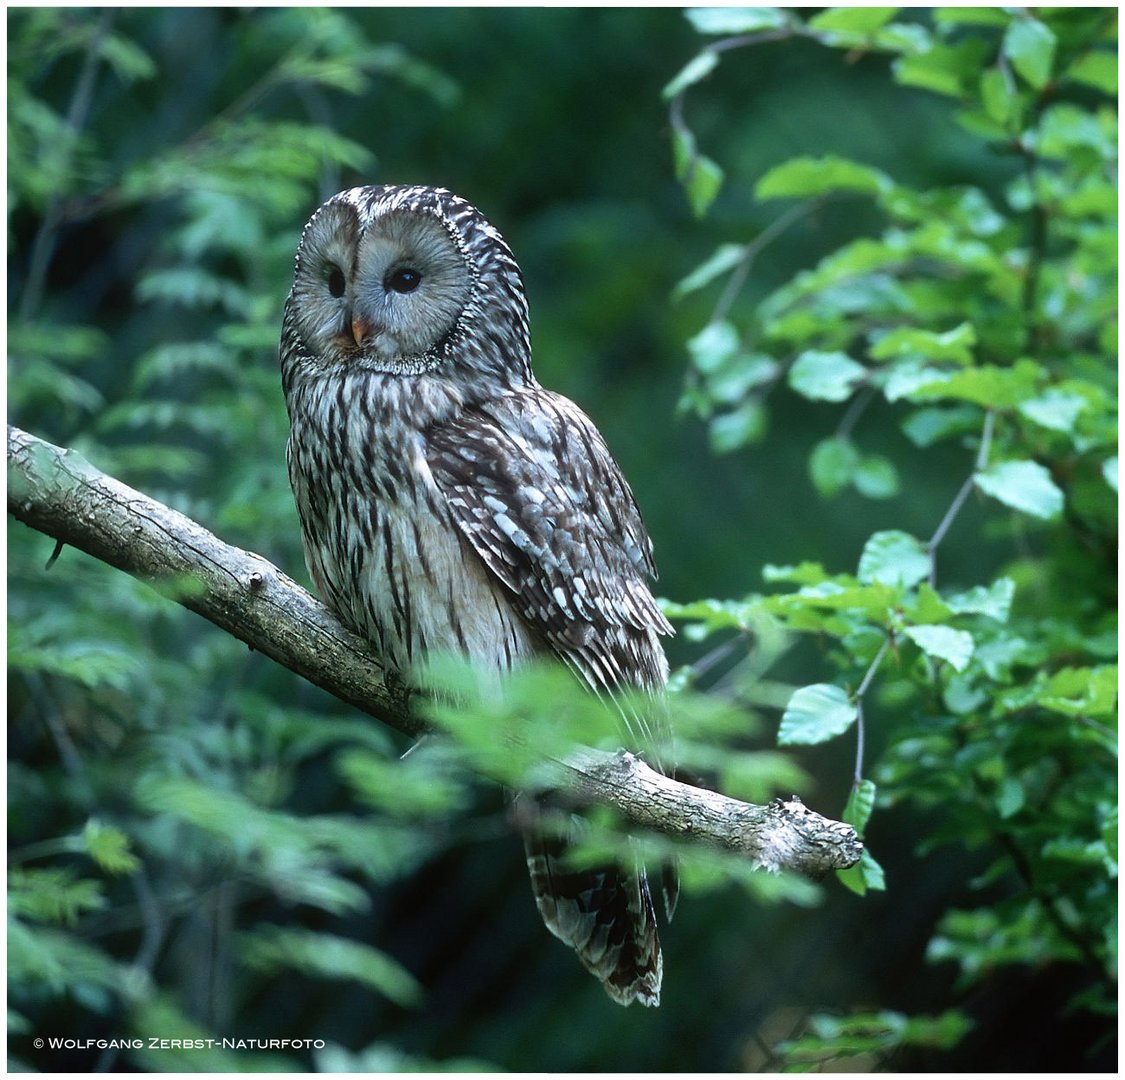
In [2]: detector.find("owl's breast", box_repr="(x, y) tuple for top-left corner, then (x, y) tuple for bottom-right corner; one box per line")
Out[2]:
(285, 370), (538, 679)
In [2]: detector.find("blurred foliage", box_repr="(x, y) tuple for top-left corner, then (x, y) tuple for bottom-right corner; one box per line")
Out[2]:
(666, 4), (1116, 1070)
(7, 6), (1117, 1073)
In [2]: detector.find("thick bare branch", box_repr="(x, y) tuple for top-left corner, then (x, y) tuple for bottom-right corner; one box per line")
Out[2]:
(556, 749), (860, 876)
(7, 424), (862, 874)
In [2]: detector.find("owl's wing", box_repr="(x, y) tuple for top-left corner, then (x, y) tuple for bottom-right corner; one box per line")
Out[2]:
(427, 388), (679, 1004)
(424, 387), (673, 698)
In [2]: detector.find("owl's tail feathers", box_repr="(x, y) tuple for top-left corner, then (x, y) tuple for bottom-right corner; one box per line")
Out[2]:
(520, 812), (663, 1007)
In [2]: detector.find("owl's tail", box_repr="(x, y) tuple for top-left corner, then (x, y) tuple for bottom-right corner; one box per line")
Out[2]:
(519, 802), (668, 1007)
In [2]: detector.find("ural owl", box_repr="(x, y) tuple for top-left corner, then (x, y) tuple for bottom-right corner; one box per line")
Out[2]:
(280, 184), (674, 1006)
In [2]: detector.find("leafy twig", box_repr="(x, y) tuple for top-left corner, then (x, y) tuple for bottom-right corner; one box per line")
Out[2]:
(854, 409), (994, 777)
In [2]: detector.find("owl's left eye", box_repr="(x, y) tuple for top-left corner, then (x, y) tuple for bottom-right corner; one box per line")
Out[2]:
(385, 267), (422, 294)
(327, 265), (346, 298)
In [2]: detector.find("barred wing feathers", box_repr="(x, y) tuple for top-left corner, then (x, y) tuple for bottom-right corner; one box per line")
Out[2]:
(424, 388), (673, 696)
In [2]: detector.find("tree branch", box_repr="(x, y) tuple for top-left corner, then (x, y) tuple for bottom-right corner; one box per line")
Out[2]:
(8, 424), (415, 734)
(7, 424), (862, 875)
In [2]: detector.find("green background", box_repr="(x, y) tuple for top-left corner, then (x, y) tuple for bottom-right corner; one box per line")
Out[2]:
(8, 7), (1117, 1072)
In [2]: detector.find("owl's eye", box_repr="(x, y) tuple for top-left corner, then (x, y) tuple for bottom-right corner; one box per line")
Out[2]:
(327, 265), (346, 298)
(386, 267), (422, 294)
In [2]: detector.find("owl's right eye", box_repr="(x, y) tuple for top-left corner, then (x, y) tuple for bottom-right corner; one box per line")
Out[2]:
(327, 265), (346, 298)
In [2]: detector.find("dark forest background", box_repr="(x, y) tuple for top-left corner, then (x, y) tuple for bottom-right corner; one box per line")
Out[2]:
(8, 7), (1117, 1072)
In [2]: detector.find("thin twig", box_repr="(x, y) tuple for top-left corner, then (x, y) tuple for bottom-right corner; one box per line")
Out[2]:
(927, 410), (994, 586)
(835, 383), (878, 442)
(851, 637), (890, 783)
(712, 198), (825, 326)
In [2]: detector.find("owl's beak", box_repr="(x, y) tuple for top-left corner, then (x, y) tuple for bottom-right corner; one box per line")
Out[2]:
(350, 315), (379, 348)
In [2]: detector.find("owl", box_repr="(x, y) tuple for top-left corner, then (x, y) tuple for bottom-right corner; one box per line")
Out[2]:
(279, 184), (675, 1006)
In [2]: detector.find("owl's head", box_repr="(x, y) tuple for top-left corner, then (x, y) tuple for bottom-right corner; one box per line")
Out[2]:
(282, 185), (532, 384)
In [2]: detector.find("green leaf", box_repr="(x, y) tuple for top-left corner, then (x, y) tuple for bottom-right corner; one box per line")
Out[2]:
(782, 579), (898, 619)
(809, 8), (897, 35)
(1036, 665), (1118, 719)
(843, 778), (877, 834)
(671, 122), (695, 177)
(854, 454), (900, 499)
(903, 625), (974, 672)
(980, 66), (1017, 125)
(673, 243), (746, 300)
(779, 683), (857, 745)
(361, 43), (462, 108)
(688, 154), (724, 217)
(82, 820), (140, 875)
(707, 353), (780, 403)
(136, 267), (249, 313)
(762, 561), (830, 586)
(883, 361), (947, 403)
(788, 350), (867, 401)
(8, 322), (108, 363)
(9, 868), (107, 926)
(9, 920), (125, 1001)
(904, 360), (1041, 408)
(809, 437), (858, 496)
(7, 637), (142, 691)
(893, 38), (990, 98)
(1102, 456), (1117, 492)
(945, 577), (1015, 622)
(127, 995), (298, 1072)
(662, 596), (754, 628)
(686, 7), (789, 35)
(337, 748), (469, 817)
(995, 775), (1025, 819)
(756, 155), (891, 200)
(1003, 15), (1057, 91)
(687, 320), (740, 374)
(874, 23), (932, 56)
(241, 927), (423, 1008)
(780, 1007), (970, 1066)
(1037, 103), (1116, 162)
(809, 10), (929, 56)
(869, 322), (976, 364)
(663, 50), (719, 100)
(133, 777), (371, 915)
(838, 848), (887, 896)
(682, 151), (725, 217)
(1067, 49), (1117, 95)
(906, 583), (953, 624)
(709, 402), (766, 453)
(858, 530), (931, 587)
(975, 460), (1064, 521)
(900, 405), (982, 448)
(1017, 389), (1088, 433)
(99, 32), (157, 83)
(933, 7), (1009, 28)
